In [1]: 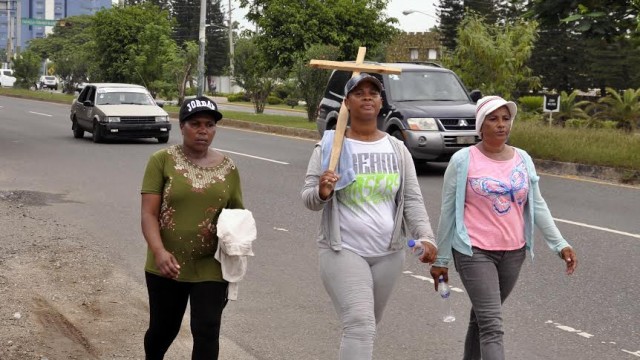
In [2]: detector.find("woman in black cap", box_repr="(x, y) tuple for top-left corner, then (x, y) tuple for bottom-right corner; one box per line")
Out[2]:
(301, 74), (437, 359)
(140, 96), (243, 359)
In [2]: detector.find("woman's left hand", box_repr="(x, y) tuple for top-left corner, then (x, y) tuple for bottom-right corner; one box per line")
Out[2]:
(560, 246), (577, 275)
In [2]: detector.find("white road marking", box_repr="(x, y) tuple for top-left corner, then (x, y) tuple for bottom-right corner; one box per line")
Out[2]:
(622, 349), (640, 357)
(546, 321), (594, 339)
(554, 218), (640, 239)
(404, 271), (464, 293)
(273, 227), (289, 232)
(28, 111), (52, 117)
(218, 149), (289, 165)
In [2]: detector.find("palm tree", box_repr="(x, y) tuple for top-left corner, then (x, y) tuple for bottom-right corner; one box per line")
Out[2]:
(553, 90), (591, 125)
(597, 87), (640, 132)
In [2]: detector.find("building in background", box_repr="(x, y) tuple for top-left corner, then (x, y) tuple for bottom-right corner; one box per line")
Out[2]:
(385, 32), (441, 64)
(0, 0), (110, 58)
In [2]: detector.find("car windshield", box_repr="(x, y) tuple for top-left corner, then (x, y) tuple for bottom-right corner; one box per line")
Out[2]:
(95, 88), (155, 105)
(386, 71), (469, 102)
(44, 76), (56, 81)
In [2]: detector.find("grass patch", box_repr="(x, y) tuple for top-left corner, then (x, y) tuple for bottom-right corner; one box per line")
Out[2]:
(0, 87), (74, 104)
(510, 120), (640, 170)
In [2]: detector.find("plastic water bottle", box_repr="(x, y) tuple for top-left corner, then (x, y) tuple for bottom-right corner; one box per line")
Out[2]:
(407, 239), (424, 257)
(438, 276), (456, 323)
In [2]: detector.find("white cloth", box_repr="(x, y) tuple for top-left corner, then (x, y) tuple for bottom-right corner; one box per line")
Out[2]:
(214, 208), (256, 300)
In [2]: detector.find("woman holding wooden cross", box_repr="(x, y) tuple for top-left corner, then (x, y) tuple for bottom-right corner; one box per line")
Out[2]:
(301, 73), (437, 359)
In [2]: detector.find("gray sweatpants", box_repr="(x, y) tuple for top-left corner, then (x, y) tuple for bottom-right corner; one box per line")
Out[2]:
(453, 246), (526, 360)
(319, 248), (405, 360)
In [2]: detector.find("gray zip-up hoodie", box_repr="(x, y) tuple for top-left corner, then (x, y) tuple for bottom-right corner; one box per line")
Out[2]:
(301, 134), (435, 251)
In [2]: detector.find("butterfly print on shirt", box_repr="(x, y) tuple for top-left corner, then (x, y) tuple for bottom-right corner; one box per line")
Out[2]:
(468, 161), (528, 216)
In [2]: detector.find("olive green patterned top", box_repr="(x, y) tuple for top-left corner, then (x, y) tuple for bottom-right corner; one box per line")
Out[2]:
(141, 145), (244, 282)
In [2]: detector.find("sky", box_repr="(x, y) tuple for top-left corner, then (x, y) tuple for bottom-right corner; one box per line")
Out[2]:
(111, 0), (439, 33)
(222, 0), (438, 34)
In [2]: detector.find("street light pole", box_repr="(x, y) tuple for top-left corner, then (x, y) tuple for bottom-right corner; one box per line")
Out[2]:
(197, 0), (206, 97)
(228, 0), (234, 79)
(402, 9), (438, 21)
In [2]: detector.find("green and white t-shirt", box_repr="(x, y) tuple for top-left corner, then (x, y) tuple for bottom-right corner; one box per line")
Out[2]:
(337, 137), (400, 256)
(141, 145), (243, 282)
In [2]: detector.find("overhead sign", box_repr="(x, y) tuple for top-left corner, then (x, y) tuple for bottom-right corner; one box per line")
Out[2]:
(21, 18), (58, 26)
(543, 94), (560, 113)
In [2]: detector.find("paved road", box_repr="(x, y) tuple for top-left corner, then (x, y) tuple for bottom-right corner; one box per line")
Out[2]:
(1, 95), (639, 359)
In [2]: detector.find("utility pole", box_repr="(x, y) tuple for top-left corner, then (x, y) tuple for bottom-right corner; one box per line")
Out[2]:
(15, 0), (20, 56)
(5, 0), (13, 61)
(197, 0), (206, 97)
(228, 0), (234, 79)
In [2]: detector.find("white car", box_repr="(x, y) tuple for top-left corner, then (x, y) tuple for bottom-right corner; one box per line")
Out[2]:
(0, 69), (16, 87)
(69, 83), (171, 143)
(39, 75), (59, 90)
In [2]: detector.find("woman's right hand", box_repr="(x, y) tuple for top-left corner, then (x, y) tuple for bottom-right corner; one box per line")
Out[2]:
(318, 170), (340, 200)
(154, 249), (181, 279)
(430, 266), (448, 291)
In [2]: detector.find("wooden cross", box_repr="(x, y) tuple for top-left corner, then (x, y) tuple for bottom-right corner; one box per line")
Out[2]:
(309, 47), (402, 172)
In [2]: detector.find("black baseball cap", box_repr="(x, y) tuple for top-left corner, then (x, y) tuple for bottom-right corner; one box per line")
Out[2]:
(179, 96), (223, 123)
(344, 73), (384, 96)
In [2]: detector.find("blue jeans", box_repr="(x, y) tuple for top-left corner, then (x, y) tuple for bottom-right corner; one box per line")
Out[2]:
(453, 246), (526, 360)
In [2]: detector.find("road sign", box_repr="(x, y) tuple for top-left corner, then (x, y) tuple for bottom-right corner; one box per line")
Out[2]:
(21, 18), (58, 26)
(543, 94), (560, 113)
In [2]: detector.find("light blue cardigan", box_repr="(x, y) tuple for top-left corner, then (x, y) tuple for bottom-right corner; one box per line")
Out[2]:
(433, 147), (571, 268)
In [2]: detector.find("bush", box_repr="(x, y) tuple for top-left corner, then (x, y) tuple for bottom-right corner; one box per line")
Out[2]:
(267, 96), (283, 105)
(285, 96), (299, 108)
(227, 93), (245, 102)
(518, 95), (543, 113)
(272, 83), (290, 100)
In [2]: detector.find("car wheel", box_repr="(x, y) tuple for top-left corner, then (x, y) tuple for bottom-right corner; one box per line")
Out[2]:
(157, 136), (169, 144)
(72, 118), (84, 139)
(391, 129), (406, 143)
(92, 122), (104, 143)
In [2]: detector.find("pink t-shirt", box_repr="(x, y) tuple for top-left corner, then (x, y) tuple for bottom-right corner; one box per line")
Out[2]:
(464, 146), (529, 250)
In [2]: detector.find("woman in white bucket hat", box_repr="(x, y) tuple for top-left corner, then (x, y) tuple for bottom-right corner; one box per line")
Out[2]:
(430, 95), (578, 360)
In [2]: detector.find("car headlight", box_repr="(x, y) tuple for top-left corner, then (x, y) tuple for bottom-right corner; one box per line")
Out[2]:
(155, 116), (169, 122)
(407, 118), (439, 131)
(106, 116), (120, 123)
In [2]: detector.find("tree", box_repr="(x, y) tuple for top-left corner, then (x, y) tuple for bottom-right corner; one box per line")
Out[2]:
(528, 0), (639, 91)
(171, 0), (229, 77)
(164, 41), (200, 105)
(233, 37), (284, 113)
(438, 0), (464, 51)
(443, 13), (539, 99)
(90, 4), (175, 87)
(526, 29), (587, 93)
(465, 0), (497, 23)
(11, 51), (40, 89)
(28, 15), (94, 93)
(556, 1), (636, 42)
(241, 0), (398, 69)
(127, 22), (180, 97)
(552, 90), (591, 124)
(597, 88), (640, 132)
(293, 44), (341, 121)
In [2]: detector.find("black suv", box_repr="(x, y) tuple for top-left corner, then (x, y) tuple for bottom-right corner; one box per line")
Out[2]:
(316, 62), (482, 162)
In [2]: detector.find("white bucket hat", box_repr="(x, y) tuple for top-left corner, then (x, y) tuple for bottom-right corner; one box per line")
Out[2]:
(475, 96), (517, 138)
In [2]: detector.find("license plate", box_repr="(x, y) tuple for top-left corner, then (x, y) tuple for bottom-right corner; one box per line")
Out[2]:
(456, 136), (476, 144)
